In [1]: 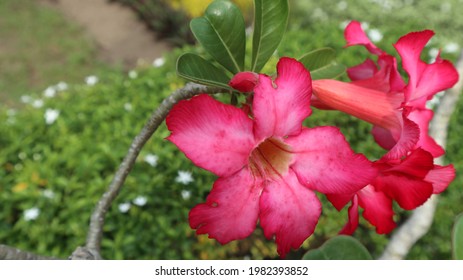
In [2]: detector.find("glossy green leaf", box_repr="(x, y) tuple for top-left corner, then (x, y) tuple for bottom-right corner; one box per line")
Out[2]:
(302, 236), (373, 260)
(251, 0), (289, 72)
(299, 48), (336, 70)
(310, 64), (346, 80)
(177, 53), (231, 89)
(452, 213), (463, 259)
(190, 0), (245, 74)
(299, 48), (346, 80)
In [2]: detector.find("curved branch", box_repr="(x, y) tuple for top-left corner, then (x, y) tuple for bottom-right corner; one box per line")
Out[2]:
(379, 50), (463, 260)
(0, 244), (58, 260)
(71, 83), (223, 259)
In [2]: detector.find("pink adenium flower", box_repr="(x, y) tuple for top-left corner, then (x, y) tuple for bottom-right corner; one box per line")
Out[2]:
(312, 21), (459, 159)
(166, 57), (377, 257)
(328, 148), (455, 234)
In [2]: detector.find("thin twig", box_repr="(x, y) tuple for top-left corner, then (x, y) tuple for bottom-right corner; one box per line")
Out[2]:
(379, 50), (463, 260)
(71, 83), (222, 259)
(0, 244), (58, 260)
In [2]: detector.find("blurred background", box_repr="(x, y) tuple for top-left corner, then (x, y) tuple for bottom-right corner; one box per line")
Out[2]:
(0, 0), (462, 259)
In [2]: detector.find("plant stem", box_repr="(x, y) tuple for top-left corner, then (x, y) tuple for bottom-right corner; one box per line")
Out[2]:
(73, 83), (223, 259)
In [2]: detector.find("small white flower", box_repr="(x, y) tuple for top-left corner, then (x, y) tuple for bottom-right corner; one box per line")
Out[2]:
(42, 189), (55, 199)
(32, 99), (44, 108)
(144, 154), (159, 167)
(33, 153), (42, 161)
(428, 48), (439, 59)
(56, 81), (68, 91)
(339, 20), (350, 30)
(153, 57), (165, 68)
(124, 102), (133, 112)
(7, 109), (16, 117)
(85, 75), (99, 86)
(368, 29), (383, 43)
(43, 86), (56, 98)
(181, 190), (191, 200)
(128, 70), (138, 79)
(361, 22), (370, 31)
(21, 95), (32, 104)
(133, 196), (148, 206)
(18, 152), (27, 160)
(444, 42), (459, 53)
(44, 109), (60, 125)
(176, 170), (194, 185)
(24, 207), (40, 221)
(118, 202), (131, 213)
(337, 1), (348, 10)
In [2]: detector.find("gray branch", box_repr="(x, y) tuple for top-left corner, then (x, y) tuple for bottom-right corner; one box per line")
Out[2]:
(0, 244), (58, 260)
(69, 83), (223, 260)
(379, 50), (463, 260)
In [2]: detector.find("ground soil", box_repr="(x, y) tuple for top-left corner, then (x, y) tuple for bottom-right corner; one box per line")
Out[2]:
(39, 0), (172, 68)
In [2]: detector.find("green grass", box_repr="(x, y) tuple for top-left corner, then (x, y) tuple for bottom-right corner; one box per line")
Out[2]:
(0, 0), (113, 106)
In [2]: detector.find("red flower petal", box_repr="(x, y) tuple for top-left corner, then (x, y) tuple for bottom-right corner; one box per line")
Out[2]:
(167, 94), (255, 177)
(259, 170), (321, 258)
(344, 21), (383, 55)
(425, 164), (456, 194)
(407, 108), (444, 157)
(339, 196), (359, 235)
(394, 30), (459, 107)
(229, 71), (259, 92)
(358, 185), (396, 234)
(189, 168), (263, 244)
(252, 57), (312, 140)
(287, 127), (377, 194)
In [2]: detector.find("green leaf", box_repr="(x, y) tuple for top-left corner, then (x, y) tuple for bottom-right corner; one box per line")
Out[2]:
(298, 48), (346, 80)
(299, 48), (336, 71)
(310, 64), (346, 80)
(302, 236), (373, 260)
(251, 0), (289, 72)
(190, 0), (246, 74)
(176, 53), (231, 89)
(452, 213), (463, 259)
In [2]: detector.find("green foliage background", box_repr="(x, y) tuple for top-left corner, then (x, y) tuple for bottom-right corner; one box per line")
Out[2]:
(1, 0), (462, 259)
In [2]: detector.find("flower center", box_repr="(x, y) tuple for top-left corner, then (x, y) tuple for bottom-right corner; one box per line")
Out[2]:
(249, 137), (293, 179)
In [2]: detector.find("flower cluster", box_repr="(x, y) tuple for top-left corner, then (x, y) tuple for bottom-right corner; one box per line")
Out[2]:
(166, 22), (458, 257)
(313, 21), (458, 234)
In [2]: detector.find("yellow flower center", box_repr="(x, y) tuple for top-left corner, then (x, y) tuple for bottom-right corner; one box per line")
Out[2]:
(249, 137), (293, 179)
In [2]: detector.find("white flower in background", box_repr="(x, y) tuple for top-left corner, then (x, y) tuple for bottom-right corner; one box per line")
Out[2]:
(33, 153), (42, 161)
(32, 99), (44, 108)
(428, 48), (439, 58)
(368, 29), (383, 43)
(339, 20), (350, 30)
(56, 81), (68, 91)
(18, 152), (27, 160)
(44, 109), (60, 125)
(7, 109), (16, 117)
(176, 170), (194, 185)
(21, 95), (32, 104)
(133, 196), (148, 206)
(153, 57), (165, 68)
(361, 22), (370, 31)
(181, 190), (191, 200)
(43, 86), (56, 98)
(42, 189), (55, 199)
(85, 75), (99, 86)
(24, 207), (40, 221)
(444, 42), (459, 53)
(128, 70), (138, 79)
(144, 153), (159, 167)
(124, 102), (133, 112)
(118, 202), (131, 213)
(337, 1), (348, 10)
